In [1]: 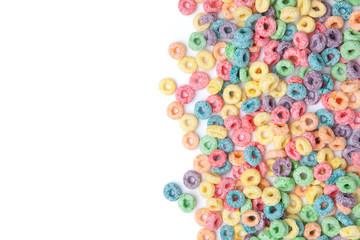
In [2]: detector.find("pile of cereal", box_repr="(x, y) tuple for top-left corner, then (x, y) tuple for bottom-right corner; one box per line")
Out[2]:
(160, 0), (360, 239)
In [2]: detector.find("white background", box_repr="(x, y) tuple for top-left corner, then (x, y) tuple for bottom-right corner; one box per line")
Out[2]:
(0, 0), (357, 240)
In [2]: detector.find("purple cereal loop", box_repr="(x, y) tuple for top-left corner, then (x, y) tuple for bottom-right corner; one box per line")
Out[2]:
(244, 234), (255, 240)
(183, 170), (201, 189)
(263, 95), (276, 112)
(278, 96), (296, 110)
(336, 192), (356, 208)
(347, 61), (360, 80)
(324, 28), (343, 48)
(276, 41), (292, 57)
(304, 91), (321, 105)
(254, 212), (266, 230)
(272, 158), (292, 177)
(309, 34), (327, 53)
(204, 29), (218, 46)
(263, 6), (275, 19)
(332, 235), (347, 240)
(199, 14), (217, 25)
(316, 2), (332, 23)
(342, 145), (360, 164)
(352, 130), (360, 148)
(219, 22), (238, 39)
(333, 124), (353, 139)
(304, 70), (323, 91)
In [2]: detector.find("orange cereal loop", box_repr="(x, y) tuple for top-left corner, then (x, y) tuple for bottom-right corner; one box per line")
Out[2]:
(318, 125), (335, 144)
(336, 201), (352, 215)
(350, 10), (360, 31)
(197, 228), (216, 240)
(270, 122), (290, 135)
(182, 131), (200, 150)
(328, 137), (346, 151)
(346, 165), (360, 178)
(304, 222), (321, 240)
(168, 42), (186, 60)
(213, 42), (228, 61)
(267, 149), (287, 159)
(193, 154), (211, 173)
(195, 208), (212, 227)
(235, 180), (245, 192)
(325, 16), (344, 30)
(328, 91), (349, 110)
(300, 113), (319, 131)
(222, 2), (236, 20)
(294, 184), (310, 197)
(348, 90), (360, 109)
(166, 101), (184, 120)
(341, 80), (360, 93)
(229, 150), (246, 166)
(241, 210), (260, 227)
(258, 178), (271, 190)
(312, 131), (326, 151)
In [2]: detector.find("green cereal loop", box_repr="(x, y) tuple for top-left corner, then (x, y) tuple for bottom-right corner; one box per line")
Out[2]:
(321, 217), (341, 237)
(258, 230), (276, 240)
(348, 0), (360, 5)
(336, 176), (357, 193)
(269, 220), (289, 239)
(274, 6), (281, 19)
(298, 67), (313, 79)
(293, 166), (314, 186)
(299, 204), (319, 222)
(240, 67), (251, 83)
(289, 159), (299, 177)
(280, 191), (290, 209)
(331, 62), (347, 82)
(275, 0), (296, 11)
(343, 28), (360, 42)
(274, 177), (295, 192)
(347, 172), (360, 188)
(225, 43), (237, 61)
(199, 135), (218, 155)
(276, 60), (294, 76)
(271, 20), (286, 40)
(340, 41), (360, 60)
(355, 218), (360, 227)
(188, 32), (207, 51)
(271, 0), (276, 5)
(241, 198), (252, 215)
(178, 193), (196, 213)
(353, 203), (360, 218)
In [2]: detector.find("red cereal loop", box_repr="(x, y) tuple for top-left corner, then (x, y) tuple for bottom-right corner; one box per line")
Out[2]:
(264, 40), (280, 56)
(178, 0), (197, 15)
(283, 48), (302, 67)
(256, 161), (268, 177)
(253, 32), (270, 47)
(299, 48), (311, 68)
(249, 51), (260, 62)
(285, 140), (302, 161)
(216, 61), (232, 81)
(314, 162), (332, 181)
(175, 85), (195, 104)
(352, 152), (360, 168)
(271, 106), (290, 124)
(242, 114), (257, 132)
(223, 200), (239, 212)
(324, 184), (339, 199)
(206, 94), (224, 113)
(231, 128), (252, 147)
(189, 71), (210, 90)
(209, 149), (227, 168)
(213, 184), (227, 199)
(224, 116), (242, 131)
(293, 31), (309, 49)
(334, 108), (356, 125)
(350, 112), (360, 129)
(255, 17), (277, 38)
(288, 77), (304, 85)
(219, 177), (235, 193)
(307, 22), (326, 39)
(301, 132), (317, 149)
(291, 100), (307, 120)
(321, 92), (334, 111)
(205, 211), (223, 231)
(203, 0), (223, 13)
(263, 53), (281, 66)
(234, 0), (255, 8)
(252, 198), (265, 211)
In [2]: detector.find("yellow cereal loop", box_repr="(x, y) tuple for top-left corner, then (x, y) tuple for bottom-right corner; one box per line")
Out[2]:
(207, 78), (224, 94)
(222, 210), (241, 226)
(317, 148), (334, 163)
(249, 61), (269, 81)
(290, 121), (305, 136)
(241, 169), (261, 186)
(329, 157), (347, 170)
(204, 172), (222, 184)
(236, 21), (246, 28)
(260, 73), (280, 93)
(255, 125), (274, 145)
(255, 0), (270, 13)
(193, 13), (211, 32)
(273, 134), (291, 149)
(221, 104), (239, 119)
(243, 186), (262, 199)
(206, 197), (224, 211)
(207, 125), (228, 139)
(234, 223), (246, 240)
(199, 181), (216, 199)
(196, 50), (216, 70)
(222, 0), (234, 3)
(354, 188), (360, 204)
(244, 81), (262, 97)
(159, 78), (177, 96)
(235, 89), (248, 108)
(269, 80), (287, 98)
(266, 159), (276, 177)
(308, 0), (326, 18)
(178, 56), (198, 74)
(297, 0), (311, 15)
(311, 180), (326, 188)
(305, 185), (323, 204)
(286, 194), (302, 214)
(280, 7), (300, 23)
(234, 6), (253, 22)
(296, 16), (316, 33)
(284, 219), (299, 239)
(179, 114), (198, 132)
(254, 112), (271, 126)
(295, 137), (312, 155)
(340, 226), (360, 239)
(262, 187), (281, 206)
(223, 84), (242, 104)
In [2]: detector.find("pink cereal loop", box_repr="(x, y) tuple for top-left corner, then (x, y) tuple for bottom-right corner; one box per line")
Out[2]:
(189, 71), (210, 90)
(178, 0), (197, 15)
(216, 61), (232, 80)
(206, 94), (224, 113)
(224, 116), (242, 131)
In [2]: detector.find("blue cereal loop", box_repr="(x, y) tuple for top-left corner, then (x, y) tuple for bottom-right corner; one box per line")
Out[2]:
(218, 138), (234, 154)
(230, 65), (241, 84)
(226, 190), (245, 208)
(314, 195), (334, 216)
(336, 212), (354, 227)
(220, 225), (234, 240)
(234, 48), (250, 67)
(321, 48), (341, 67)
(212, 159), (232, 175)
(316, 109), (334, 128)
(207, 115), (224, 126)
(301, 151), (319, 167)
(194, 101), (212, 120)
(212, 20), (227, 38)
(294, 219), (304, 237)
(264, 202), (285, 220)
(326, 169), (346, 185)
(286, 83), (308, 100)
(308, 52), (325, 71)
(333, 1), (353, 20)
(245, 14), (261, 30)
(241, 98), (261, 113)
(281, 24), (297, 41)
(242, 223), (258, 234)
(163, 183), (181, 201)
(317, 74), (334, 95)
(244, 145), (262, 166)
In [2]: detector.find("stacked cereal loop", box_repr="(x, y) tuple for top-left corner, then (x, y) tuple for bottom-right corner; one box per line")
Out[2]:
(160, 0), (360, 239)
